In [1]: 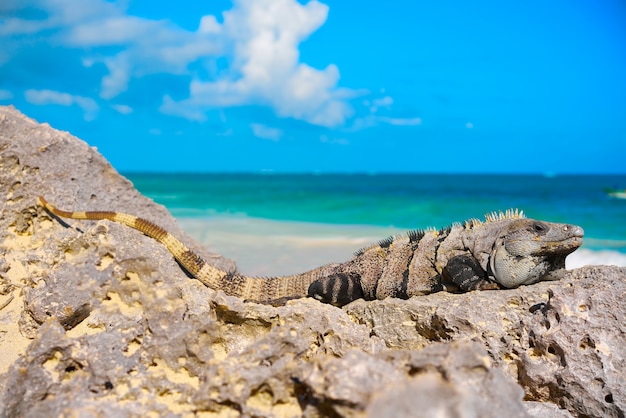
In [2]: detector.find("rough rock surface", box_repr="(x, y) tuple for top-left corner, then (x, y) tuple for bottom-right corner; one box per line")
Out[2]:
(0, 105), (624, 417)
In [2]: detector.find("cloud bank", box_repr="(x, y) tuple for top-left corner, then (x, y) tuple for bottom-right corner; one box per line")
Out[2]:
(2, 0), (421, 131)
(167, 0), (355, 127)
(251, 123), (283, 141)
(2, 0), (355, 127)
(24, 89), (99, 120)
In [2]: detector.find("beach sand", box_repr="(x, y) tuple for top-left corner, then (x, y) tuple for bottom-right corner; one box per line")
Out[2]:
(178, 215), (626, 276)
(179, 216), (401, 276)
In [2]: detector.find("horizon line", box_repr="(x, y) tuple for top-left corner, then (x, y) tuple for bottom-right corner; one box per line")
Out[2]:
(119, 171), (626, 177)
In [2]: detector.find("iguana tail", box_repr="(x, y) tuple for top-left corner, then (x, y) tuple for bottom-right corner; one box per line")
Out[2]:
(38, 196), (319, 305)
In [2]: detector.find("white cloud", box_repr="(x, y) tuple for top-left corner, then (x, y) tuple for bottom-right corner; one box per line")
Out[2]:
(0, 89), (14, 100)
(24, 89), (99, 120)
(373, 96), (393, 107)
(199, 15), (221, 34)
(12, 0), (351, 126)
(81, 19), (220, 99)
(163, 0), (355, 127)
(0, 18), (48, 37)
(349, 115), (422, 131)
(36, 1), (222, 99)
(351, 93), (421, 130)
(112, 104), (133, 114)
(378, 116), (422, 126)
(320, 135), (349, 145)
(100, 53), (132, 99)
(159, 95), (207, 122)
(0, 0), (122, 37)
(52, 0), (351, 125)
(368, 96), (393, 113)
(66, 16), (162, 46)
(251, 123), (283, 141)
(25, 89), (73, 106)
(3, 0), (374, 129)
(216, 128), (234, 137)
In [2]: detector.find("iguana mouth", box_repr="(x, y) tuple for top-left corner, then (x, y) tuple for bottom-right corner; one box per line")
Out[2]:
(555, 225), (584, 248)
(523, 225), (584, 254)
(540, 236), (584, 254)
(564, 225), (585, 240)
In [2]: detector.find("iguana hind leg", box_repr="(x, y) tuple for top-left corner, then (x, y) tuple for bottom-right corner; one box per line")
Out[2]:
(307, 272), (364, 307)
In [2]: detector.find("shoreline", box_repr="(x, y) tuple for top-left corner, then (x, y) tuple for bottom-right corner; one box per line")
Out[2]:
(178, 214), (626, 276)
(179, 216), (400, 276)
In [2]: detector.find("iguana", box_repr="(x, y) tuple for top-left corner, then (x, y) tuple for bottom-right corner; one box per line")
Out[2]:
(38, 197), (584, 307)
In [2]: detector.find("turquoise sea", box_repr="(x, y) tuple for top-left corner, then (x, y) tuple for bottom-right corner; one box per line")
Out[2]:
(125, 173), (626, 275)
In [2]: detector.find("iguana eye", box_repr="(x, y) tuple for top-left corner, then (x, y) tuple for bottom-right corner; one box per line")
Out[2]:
(533, 222), (547, 234)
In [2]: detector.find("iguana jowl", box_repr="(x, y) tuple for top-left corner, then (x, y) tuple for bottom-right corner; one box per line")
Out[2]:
(38, 197), (584, 307)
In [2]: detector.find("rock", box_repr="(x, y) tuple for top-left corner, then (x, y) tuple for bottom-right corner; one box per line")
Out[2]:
(521, 266), (626, 416)
(524, 401), (574, 418)
(0, 105), (623, 417)
(345, 265), (626, 417)
(305, 342), (529, 418)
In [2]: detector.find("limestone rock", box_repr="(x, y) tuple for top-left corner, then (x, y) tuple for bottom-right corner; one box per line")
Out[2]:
(304, 342), (528, 417)
(345, 265), (626, 417)
(0, 106), (623, 417)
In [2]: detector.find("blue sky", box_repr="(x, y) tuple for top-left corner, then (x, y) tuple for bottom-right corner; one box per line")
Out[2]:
(1, 0), (625, 173)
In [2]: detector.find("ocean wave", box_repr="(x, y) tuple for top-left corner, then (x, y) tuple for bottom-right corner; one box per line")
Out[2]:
(567, 249), (626, 268)
(178, 216), (626, 275)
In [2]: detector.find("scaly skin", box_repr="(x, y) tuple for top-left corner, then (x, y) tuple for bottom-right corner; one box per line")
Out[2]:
(38, 197), (584, 306)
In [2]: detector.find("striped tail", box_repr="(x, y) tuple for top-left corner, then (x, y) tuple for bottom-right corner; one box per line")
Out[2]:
(37, 196), (317, 305)
(38, 196), (230, 288)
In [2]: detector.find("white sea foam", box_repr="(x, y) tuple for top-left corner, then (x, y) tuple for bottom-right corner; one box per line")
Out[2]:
(178, 216), (626, 276)
(566, 249), (626, 269)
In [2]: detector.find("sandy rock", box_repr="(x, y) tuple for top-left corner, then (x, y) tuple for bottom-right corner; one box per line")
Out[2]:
(345, 266), (626, 417)
(524, 401), (574, 418)
(304, 342), (528, 418)
(521, 266), (626, 416)
(0, 106), (624, 417)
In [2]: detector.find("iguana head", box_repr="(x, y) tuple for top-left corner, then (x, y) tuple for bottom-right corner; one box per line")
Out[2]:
(489, 218), (584, 288)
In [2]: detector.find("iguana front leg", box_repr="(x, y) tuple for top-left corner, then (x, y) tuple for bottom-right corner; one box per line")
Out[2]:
(442, 254), (499, 291)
